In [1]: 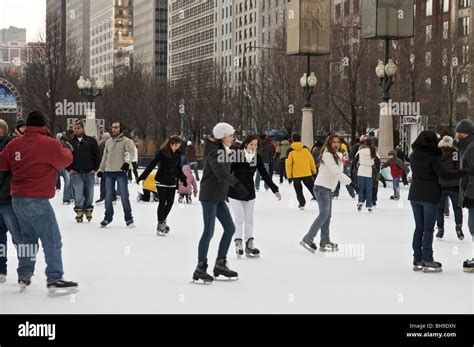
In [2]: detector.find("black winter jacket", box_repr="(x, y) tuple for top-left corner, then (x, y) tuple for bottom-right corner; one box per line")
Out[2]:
(67, 135), (101, 172)
(259, 140), (273, 165)
(408, 144), (465, 203)
(0, 135), (13, 204)
(139, 148), (186, 188)
(199, 138), (243, 202)
(228, 152), (279, 201)
(439, 147), (460, 188)
(458, 134), (474, 208)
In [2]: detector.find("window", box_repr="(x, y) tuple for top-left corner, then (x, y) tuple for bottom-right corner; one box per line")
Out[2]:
(344, 0), (350, 16)
(425, 25), (432, 42)
(458, 17), (470, 36)
(425, 51), (431, 66)
(460, 45), (470, 64)
(458, 73), (469, 92)
(440, 0), (449, 12)
(425, 0), (432, 16)
(442, 21), (449, 39)
(442, 48), (448, 66)
(335, 4), (341, 19)
(425, 78), (432, 90)
(459, 0), (471, 9)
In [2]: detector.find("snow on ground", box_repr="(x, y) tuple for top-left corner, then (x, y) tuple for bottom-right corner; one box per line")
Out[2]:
(0, 175), (473, 314)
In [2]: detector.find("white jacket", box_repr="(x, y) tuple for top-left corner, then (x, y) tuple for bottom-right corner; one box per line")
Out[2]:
(356, 147), (375, 178)
(315, 151), (352, 192)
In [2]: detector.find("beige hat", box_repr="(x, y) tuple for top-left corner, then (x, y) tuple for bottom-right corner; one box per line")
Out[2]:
(0, 119), (9, 133)
(438, 135), (454, 148)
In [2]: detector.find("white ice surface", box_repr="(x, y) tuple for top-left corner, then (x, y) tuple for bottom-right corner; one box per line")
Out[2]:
(1, 176), (473, 314)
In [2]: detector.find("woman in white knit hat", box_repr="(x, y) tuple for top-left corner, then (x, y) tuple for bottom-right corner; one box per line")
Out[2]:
(435, 135), (464, 241)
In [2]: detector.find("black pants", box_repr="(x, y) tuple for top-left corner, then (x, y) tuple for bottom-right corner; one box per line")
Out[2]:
(279, 159), (287, 183)
(157, 187), (176, 222)
(293, 176), (315, 207)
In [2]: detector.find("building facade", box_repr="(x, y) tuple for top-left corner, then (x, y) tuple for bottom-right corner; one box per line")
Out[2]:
(66, 0), (91, 77)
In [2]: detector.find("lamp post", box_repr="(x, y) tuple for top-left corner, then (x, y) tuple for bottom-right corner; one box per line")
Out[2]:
(375, 42), (398, 159)
(299, 56), (318, 148)
(77, 75), (104, 139)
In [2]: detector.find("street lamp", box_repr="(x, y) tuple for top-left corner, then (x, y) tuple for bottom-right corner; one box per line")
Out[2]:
(77, 75), (104, 139)
(376, 58), (398, 102)
(300, 71), (318, 108)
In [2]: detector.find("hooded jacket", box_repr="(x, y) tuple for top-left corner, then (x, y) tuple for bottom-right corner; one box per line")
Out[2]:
(276, 140), (291, 161)
(438, 147), (460, 188)
(408, 144), (465, 203)
(285, 142), (317, 179)
(355, 147), (375, 178)
(458, 134), (474, 207)
(199, 138), (242, 202)
(99, 133), (134, 172)
(178, 165), (198, 195)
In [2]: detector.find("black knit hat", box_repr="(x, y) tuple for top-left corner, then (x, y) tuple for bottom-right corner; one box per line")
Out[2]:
(15, 119), (26, 130)
(26, 111), (46, 127)
(455, 119), (474, 135)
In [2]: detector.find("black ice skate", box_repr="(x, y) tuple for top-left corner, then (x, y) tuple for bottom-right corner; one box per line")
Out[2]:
(435, 227), (444, 239)
(47, 279), (79, 296)
(245, 238), (260, 258)
(300, 238), (317, 253)
(178, 195), (183, 203)
(455, 225), (464, 241)
(186, 195), (192, 204)
(422, 261), (443, 273)
(213, 258), (238, 280)
(413, 261), (423, 272)
(75, 209), (84, 223)
(100, 219), (110, 228)
(163, 220), (170, 234)
(126, 219), (135, 228)
(192, 262), (213, 284)
(357, 202), (363, 211)
(156, 221), (167, 236)
(0, 273), (5, 283)
(18, 278), (31, 292)
(235, 239), (244, 258)
(463, 259), (474, 273)
(319, 242), (339, 252)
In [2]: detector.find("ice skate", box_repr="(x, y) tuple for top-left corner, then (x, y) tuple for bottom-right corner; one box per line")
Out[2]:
(192, 262), (214, 284)
(163, 220), (170, 234)
(18, 278), (31, 292)
(156, 221), (167, 236)
(298, 206), (305, 211)
(85, 209), (93, 222)
(75, 209), (84, 223)
(47, 279), (79, 296)
(435, 227), (444, 239)
(100, 220), (110, 228)
(413, 261), (423, 272)
(300, 238), (317, 253)
(178, 196), (183, 203)
(126, 219), (135, 228)
(235, 239), (244, 258)
(213, 258), (238, 280)
(319, 242), (339, 252)
(463, 259), (474, 273)
(0, 273), (6, 283)
(186, 195), (192, 204)
(357, 202), (363, 212)
(455, 225), (464, 241)
(245, 238), (260, 258)
(422, 261), (443, 273)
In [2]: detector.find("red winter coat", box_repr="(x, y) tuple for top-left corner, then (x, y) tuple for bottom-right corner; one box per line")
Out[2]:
(389, 159), (404, 179)
(0, 127), (73, 199)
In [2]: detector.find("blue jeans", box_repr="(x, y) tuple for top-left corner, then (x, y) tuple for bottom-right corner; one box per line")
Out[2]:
(255, 163), (270, 191)
(436, 189), (463, 228)
(198, 201), (235, 263)
(358, 176), (373, 208)
(393, 177), (400, 198)
(104, 172), (133, 222)
(305, 186), (332, 243)
(58, 169), (73, 202)
(70, 172), (95, 211)
(0, 204), (36, 279)
(12, 197), (63, 284)
(189, 162), (200, 181)
(410, 201), (438, 262)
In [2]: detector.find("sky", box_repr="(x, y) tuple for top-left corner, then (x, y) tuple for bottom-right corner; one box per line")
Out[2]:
(0, 0), (46, 42)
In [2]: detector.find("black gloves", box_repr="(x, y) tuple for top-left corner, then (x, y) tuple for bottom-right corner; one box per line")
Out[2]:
(121, 163), (130, 172)
(288, 178), (293, 184)
(234, 182), (249, 199)
(136, 177), (142, 185)
(349, 182), (360, 194)
(97, 171), (103, 178)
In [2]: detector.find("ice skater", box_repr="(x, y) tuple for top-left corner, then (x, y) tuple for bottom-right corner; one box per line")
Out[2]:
(192, 123), (248, 283)
(178, 165), (198, 204)
(137, 135), (187, 236)
(228, 135), (281, 259)
(300, 134), (357, 253)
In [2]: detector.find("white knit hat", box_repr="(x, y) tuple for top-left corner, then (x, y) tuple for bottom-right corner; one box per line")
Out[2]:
(438, 135), (454, 148)
(0, 119), (8, 133)
(213, 122), (235, 140)
(187, 140), (192, 146)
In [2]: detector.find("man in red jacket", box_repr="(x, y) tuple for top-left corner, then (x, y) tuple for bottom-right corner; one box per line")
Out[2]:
(0, 111), (78, 294)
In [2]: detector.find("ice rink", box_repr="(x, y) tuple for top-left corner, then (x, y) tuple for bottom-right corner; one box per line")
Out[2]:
(1, 177), (473, 314)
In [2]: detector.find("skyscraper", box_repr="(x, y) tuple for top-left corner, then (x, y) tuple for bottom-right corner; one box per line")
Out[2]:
(66, 0), (91, 77)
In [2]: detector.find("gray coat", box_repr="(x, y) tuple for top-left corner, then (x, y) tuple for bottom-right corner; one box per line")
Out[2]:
(458, 134), (474, 207)
(99, 133), (134, 172)
(199, 138), (240, 202)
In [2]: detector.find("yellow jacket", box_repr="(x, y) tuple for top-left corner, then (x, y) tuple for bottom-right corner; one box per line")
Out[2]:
(341, 143), (348, 154)
(286, 142), (317, 179)
(143, 171), (157, 192)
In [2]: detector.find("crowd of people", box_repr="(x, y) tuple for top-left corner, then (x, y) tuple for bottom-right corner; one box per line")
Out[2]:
(0, 111), (473, 290)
